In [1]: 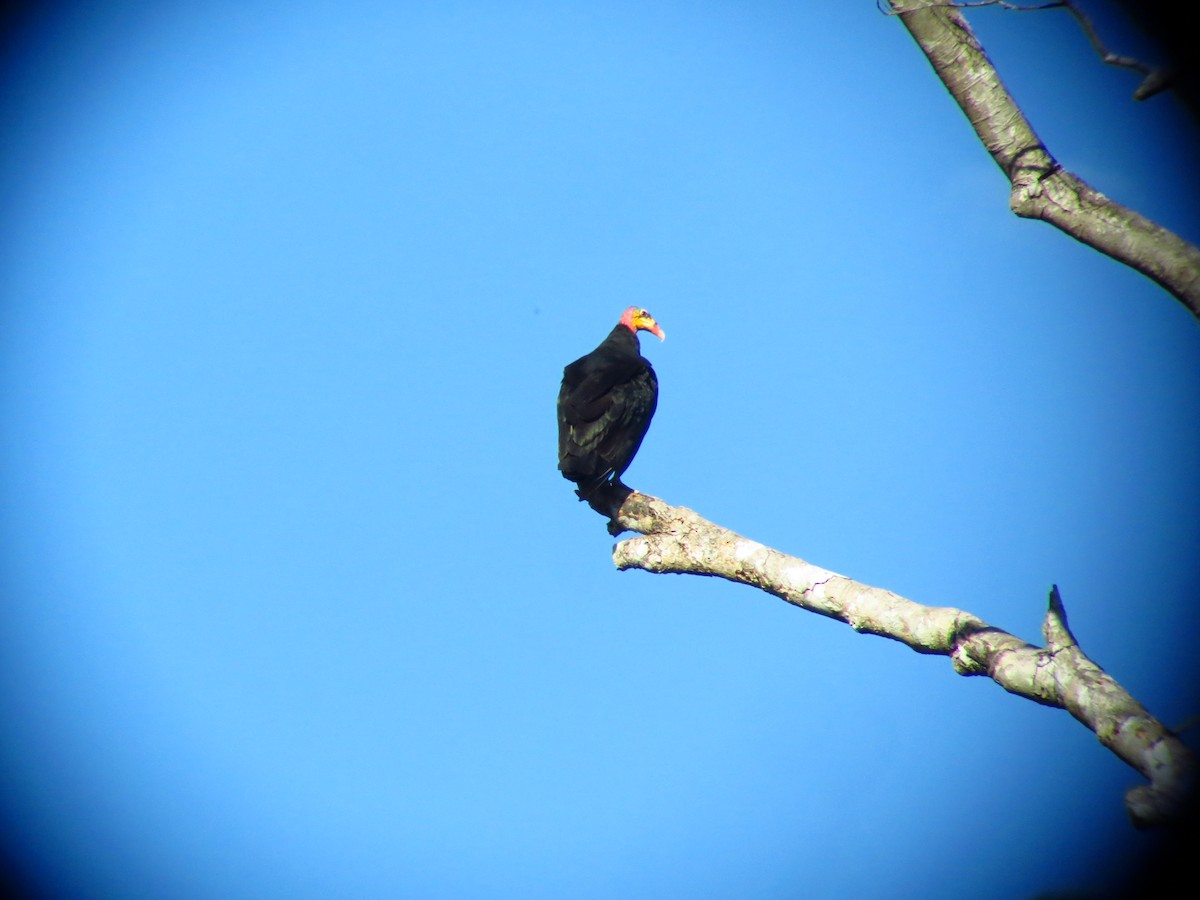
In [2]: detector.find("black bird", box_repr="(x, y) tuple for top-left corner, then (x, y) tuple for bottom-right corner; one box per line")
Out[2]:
(557, 306), (665, 501)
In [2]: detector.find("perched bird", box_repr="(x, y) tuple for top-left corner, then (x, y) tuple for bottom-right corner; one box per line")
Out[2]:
(557, 306), (665, 501)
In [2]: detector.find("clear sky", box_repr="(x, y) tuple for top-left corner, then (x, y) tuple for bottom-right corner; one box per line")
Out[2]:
(2, 1), (1198, 897)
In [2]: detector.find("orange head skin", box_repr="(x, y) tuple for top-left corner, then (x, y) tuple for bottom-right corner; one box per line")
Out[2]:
(618, 306), (665, 341)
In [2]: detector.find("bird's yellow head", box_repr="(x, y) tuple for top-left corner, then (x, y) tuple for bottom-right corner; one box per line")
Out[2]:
(619, 306), (666, 341)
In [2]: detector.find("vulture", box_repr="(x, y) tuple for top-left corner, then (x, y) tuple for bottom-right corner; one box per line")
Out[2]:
(557, 306), (665, 501)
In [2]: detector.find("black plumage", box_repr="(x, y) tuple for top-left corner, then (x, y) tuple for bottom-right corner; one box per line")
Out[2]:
(557, 306), (665, 500)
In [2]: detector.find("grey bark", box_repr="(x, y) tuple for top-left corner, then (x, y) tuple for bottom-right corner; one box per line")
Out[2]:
(887, 0), (1200, 321)
(605, 491), (1195, 828)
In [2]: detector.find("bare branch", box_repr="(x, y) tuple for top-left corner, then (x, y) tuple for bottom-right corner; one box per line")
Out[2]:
(609, 491), (1197, 828)
(1058, 1), (1178, 99)
(878, 1), (1066, 12)
(879, 0), (1178, 99)
(886, 0), (1200, 321)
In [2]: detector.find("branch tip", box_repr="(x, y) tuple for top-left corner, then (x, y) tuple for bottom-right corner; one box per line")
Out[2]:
(1043, 583), (1078, 652)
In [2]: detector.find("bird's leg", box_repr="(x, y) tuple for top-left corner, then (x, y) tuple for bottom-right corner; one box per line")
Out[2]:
(577, 480), (633, 532)
(574, 466), (617, 502)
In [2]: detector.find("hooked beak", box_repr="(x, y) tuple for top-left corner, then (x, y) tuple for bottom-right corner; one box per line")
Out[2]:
(636, 315), (665, 341)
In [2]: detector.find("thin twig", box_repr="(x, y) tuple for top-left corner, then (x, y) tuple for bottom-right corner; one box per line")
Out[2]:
(1059, 0), (1177, 98)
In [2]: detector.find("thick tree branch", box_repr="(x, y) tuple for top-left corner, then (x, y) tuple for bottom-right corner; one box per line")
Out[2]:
(605, 490), (1196, 828)
(886, 0), (1200, 321)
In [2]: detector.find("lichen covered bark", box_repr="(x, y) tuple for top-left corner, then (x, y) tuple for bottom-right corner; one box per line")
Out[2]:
(610, 490), (1195, 827)
(887, 0), (1200, 319)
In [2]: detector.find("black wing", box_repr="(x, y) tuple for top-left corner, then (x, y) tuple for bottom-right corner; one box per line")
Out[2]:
(557, 338), (657, 491)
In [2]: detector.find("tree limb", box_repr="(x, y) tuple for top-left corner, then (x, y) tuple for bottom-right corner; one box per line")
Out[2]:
(604, 490), (1196, 828)
(885, 0), (1200, 321)
(881, 1), (1179, 100)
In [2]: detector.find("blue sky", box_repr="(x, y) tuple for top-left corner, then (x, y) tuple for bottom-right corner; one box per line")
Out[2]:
(2, 1), (1198, 897)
